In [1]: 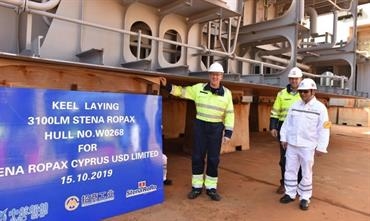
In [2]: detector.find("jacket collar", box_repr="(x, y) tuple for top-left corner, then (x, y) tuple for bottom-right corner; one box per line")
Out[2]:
(203, 83), (224, 96)
(286, 84), (298, 95)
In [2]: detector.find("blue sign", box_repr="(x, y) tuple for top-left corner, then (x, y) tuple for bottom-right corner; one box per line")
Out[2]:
(0, 87), (163, 220)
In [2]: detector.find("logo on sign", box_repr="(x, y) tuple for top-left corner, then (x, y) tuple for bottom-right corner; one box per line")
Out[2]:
(125, 180), (158, 198)
(81, 189), (115, 207)
(138, 181), (146, 188)
(65, 196), (80, 211)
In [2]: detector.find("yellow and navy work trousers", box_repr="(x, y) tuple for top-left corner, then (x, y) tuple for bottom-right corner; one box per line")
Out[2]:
(191, 119), (224, 190)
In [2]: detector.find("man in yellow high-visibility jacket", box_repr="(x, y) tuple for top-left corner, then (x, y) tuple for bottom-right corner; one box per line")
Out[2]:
(160, 62), (234, 201)
(270, 67), (303, 194)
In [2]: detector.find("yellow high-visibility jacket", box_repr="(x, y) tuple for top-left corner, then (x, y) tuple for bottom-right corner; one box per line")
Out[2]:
(270, 86), (301, 130)
(170, 83), (234, 135)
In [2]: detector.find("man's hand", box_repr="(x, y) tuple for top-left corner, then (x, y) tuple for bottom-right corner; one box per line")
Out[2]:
(222, 137), (230, 144)
(270, 129), (278, 138)
(160, 77), (167, 86)
(281, 141), (288, 149)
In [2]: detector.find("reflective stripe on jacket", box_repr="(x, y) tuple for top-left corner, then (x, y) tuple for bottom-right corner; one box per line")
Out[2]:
(170, 83), (234, 131)
(270, 88), (301, 122)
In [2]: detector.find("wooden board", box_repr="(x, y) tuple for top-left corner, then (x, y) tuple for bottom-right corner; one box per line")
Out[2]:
(258, 103), (272, 132)
(162, 99), (187, 138)
(338, 107), (370, 127)
(221, 103), (250, 153)
(0, 59), (160, 94)
(328, 107), (338, 124)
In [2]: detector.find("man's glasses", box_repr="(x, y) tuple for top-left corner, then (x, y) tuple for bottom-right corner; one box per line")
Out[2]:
(298, 90), (310, 94)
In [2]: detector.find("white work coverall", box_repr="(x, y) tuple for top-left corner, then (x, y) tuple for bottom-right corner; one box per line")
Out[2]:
(280, 97), (330, 201)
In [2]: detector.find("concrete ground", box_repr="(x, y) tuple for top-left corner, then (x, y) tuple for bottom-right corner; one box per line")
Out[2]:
(106, 125), (370, 221)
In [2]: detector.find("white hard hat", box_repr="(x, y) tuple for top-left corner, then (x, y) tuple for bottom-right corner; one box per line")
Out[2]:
(288, 67), (303, 78)
(298, 78), (317, 90)
(208, 62), (224, 73)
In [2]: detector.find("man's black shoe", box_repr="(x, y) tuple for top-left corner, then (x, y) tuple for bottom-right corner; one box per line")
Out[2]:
(206, 189), (221, 201)
(187, 188), (202, 199)
(279, 194), (294, 204)
(163, 179), (172, 185)
(299, 199), (309, 210)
